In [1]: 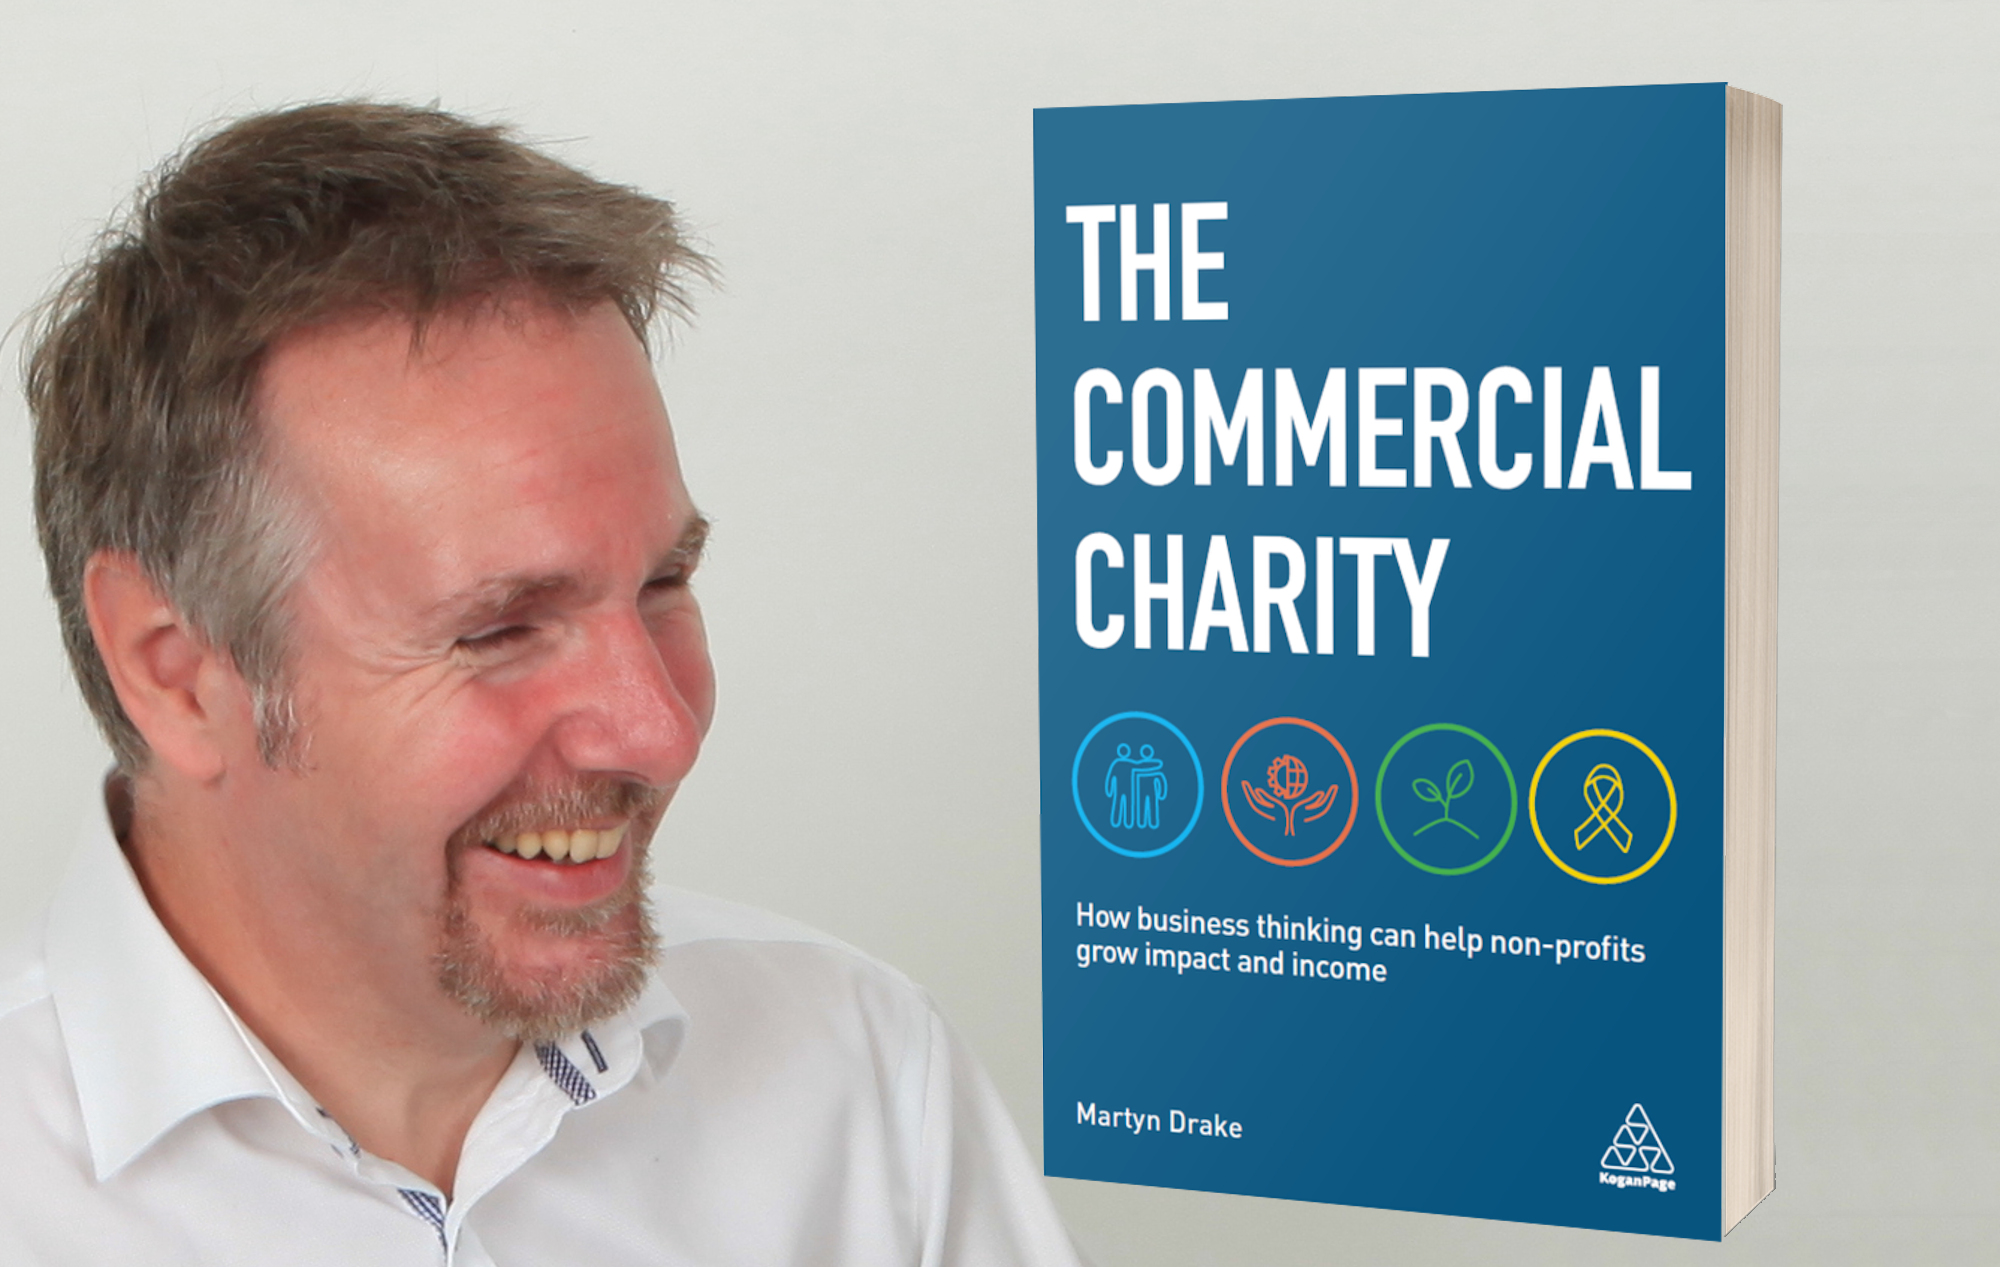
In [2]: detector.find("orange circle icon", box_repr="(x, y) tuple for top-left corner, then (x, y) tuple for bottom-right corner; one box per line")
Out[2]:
(1221, 717), (1360, 867)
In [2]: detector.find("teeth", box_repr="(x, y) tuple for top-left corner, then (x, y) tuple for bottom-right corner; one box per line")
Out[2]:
(487, 824), (630, 863)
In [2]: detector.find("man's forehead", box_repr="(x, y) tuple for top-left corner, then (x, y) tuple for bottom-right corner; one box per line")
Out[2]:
(260, 298), (650, 425)
(257, 301), (674, 490)
(253, 299), (692, 609)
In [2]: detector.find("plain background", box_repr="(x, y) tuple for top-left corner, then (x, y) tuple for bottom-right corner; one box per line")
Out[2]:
(0, 2), (1992, 1262)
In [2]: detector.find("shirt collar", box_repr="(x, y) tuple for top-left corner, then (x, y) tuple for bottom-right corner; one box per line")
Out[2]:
(45, 779), (693, 1182)
(45, 781), (283, 1181)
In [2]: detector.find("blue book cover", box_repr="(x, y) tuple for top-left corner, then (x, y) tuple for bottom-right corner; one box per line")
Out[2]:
(1035, 84), (1745, 1239)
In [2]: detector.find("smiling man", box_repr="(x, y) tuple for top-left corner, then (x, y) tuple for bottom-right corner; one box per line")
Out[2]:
(0, 103), (1081, 1265)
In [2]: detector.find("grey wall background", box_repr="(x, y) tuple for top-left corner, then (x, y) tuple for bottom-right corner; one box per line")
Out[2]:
(1, 1), (1992, 1261)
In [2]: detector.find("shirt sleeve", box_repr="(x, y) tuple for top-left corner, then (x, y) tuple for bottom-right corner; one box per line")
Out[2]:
(916, 1007), (1090, 1267)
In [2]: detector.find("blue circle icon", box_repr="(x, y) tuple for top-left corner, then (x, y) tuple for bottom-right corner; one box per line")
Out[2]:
(1071, 711), (1204, 858)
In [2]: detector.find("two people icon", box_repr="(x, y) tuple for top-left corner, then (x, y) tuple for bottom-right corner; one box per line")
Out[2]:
(1105, 743), (1169, 830)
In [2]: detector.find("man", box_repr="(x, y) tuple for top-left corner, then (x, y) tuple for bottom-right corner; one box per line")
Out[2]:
(0, 102), (1081, 1265)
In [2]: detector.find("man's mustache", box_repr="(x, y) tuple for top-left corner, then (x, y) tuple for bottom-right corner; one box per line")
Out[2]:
(449, 776), (669, 851)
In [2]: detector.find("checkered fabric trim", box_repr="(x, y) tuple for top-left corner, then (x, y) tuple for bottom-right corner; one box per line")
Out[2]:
(535, 1041), (598, 1105)
(397, 1188), (447, 1250)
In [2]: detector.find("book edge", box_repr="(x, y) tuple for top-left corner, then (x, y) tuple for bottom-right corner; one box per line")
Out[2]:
(1721, 83), (1781, 1236)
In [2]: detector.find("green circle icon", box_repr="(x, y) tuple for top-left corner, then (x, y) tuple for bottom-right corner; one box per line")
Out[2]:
(1374, 723), (1518, 876)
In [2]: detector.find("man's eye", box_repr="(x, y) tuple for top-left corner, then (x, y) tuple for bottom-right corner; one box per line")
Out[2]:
(643, 570), (690, 594)
(458, 624), (534, 653)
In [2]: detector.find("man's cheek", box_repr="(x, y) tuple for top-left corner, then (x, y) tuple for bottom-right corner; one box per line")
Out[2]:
(397, 694), (545, 838)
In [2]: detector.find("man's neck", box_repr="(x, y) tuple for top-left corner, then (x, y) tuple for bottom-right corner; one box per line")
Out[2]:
(117, 774), (514, 1196)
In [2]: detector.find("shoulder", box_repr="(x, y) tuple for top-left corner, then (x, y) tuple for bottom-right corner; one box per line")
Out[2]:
(640, 892), (1084, 1267)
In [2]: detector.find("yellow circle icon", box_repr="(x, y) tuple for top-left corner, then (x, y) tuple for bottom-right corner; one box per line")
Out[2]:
(1529, 729), (1677, 885)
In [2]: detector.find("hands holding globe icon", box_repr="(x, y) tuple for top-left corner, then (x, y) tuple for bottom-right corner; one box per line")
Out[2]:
(1242, 753), (1338, 837)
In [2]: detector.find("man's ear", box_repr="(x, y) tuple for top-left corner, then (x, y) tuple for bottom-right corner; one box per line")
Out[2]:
(82, 552), (240, 782)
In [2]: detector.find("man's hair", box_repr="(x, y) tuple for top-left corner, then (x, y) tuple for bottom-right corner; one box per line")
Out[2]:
(23, 102), (711, 770)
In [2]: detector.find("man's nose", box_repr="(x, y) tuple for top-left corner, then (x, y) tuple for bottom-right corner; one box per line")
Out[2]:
(545, 611), (705, 787)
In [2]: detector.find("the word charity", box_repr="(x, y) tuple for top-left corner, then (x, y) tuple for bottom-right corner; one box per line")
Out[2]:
(1063, 202), (1694, 660)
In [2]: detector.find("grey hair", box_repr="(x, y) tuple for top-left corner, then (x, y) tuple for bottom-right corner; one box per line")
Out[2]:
(23, 101), (712, 770)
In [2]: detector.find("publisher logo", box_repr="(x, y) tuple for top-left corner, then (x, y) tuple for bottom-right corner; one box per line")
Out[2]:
(1071, 712), (1204, 858)
(1598, 1103), (1676, 1192)
(1221, 717), (1358, 867)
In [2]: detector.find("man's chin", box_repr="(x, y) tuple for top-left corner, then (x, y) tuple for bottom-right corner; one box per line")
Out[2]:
(435, 894), (660, 1044)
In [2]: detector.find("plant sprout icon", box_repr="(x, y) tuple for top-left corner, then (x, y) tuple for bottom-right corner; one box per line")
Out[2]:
(1242, 753), (1338, 836)
(1412, 758), (1479, 838)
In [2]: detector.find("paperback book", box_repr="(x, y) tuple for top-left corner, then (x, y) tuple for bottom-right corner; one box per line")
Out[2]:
(1034, 82), (1777, 1239)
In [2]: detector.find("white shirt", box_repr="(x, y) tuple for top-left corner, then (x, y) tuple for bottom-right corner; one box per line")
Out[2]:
(0, 797), (1083, 1266)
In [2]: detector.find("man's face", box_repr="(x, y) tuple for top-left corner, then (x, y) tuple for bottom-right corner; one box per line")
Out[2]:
(232, 300), (713, 1040)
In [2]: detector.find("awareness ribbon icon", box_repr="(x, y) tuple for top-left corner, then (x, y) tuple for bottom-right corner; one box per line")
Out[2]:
(1573, 763), (1635, 853)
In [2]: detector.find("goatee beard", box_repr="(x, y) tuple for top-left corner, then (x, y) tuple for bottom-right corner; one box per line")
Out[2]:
(434, 777), (666, 1043)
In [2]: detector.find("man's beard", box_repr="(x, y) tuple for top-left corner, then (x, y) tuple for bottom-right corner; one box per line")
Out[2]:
(435, 776), (667, 1043)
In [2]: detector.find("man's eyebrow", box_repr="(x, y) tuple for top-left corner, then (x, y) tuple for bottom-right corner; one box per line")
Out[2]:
(423, 513), (710, 636)
(651, 513), (711, 577)
(422, 573), (583, 636)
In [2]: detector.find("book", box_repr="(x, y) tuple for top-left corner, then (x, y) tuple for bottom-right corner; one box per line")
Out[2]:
(1034, 82), (1777, 1240)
